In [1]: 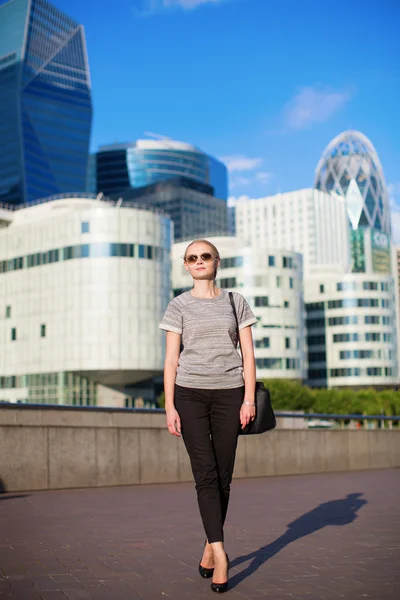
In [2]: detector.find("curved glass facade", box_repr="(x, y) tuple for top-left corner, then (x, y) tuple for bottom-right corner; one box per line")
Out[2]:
(0, 0), (92, 206)
(94, 140), (228, 200)
(315, 130), (390, 235)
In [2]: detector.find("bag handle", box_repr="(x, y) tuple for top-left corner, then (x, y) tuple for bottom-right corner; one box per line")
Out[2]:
(228, 291), (241, 353)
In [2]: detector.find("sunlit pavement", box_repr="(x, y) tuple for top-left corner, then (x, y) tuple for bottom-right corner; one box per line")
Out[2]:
(0, 469), (399, 599)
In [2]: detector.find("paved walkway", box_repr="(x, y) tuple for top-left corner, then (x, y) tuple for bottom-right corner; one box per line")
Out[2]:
(0, 469), (399, 600)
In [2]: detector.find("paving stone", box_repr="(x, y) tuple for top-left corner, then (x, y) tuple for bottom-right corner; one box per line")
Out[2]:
(0, 470), (399, 599)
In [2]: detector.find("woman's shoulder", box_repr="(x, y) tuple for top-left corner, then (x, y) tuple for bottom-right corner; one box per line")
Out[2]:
(168, 291), (192, 309)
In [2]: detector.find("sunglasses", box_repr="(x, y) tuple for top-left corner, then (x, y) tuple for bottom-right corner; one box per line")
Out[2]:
(185, 253), (215, 264)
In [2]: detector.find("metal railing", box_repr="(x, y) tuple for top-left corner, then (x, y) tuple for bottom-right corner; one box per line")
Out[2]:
(0, 401), (398, 428)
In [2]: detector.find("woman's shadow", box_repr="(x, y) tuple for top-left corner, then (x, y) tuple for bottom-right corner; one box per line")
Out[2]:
(229, 492), (367, 589)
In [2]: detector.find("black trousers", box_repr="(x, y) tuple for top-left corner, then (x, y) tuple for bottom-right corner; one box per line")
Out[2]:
(175, 384), (244, 543)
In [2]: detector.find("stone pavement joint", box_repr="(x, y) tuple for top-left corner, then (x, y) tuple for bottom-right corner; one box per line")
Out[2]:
(0, 469), (399, 599)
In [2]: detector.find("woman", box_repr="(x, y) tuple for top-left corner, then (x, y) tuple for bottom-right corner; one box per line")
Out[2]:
(159, 239), (257, 593)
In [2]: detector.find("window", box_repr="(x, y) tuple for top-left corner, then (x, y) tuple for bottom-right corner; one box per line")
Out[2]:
(283, 256), (293, 269)
(285, 337), (290, 349)
(255, 296), (269, 307)
(306, 318), (325, 329)
(365, 316), (380, 325)
(381, 299), (389, 308)
(11, 328), (17, 341)
(41, 324), (46, 338)
(255, 337), (270, 348)
(256, 357), (282, 369)
(5, 305), (11, 319)
(383, 333), (392, 342)
(307, 302), (324, 312)
(307, 334), (326, 345)
(333, 333), (359, 343)
(268, 256), (275, 267)
(381, 282), (389, 292)
(286, 358), (298, 369)
(363, 281), (378, 291)
(382, 316), (390, 325)
(319, 284), (324, 293)
(328, 316), (358, 326)
(367, 367), (382, 377)
(330, 368), (360, 377)
(337, 281), (357, 292)
(365, 332), (380, 342)
(289, 277), (294, 289)
(284, 300), (289, 308)
(276, 276), (281, 288)
(81, 221), (90, 234)
(220, 277), (236, 288)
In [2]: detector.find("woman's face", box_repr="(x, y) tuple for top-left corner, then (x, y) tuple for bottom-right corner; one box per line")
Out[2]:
(184, 242), (220, 280)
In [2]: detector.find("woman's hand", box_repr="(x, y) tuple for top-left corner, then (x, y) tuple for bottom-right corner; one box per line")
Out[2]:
(240, 401), (256, 430)
(166, 407), (181, 437)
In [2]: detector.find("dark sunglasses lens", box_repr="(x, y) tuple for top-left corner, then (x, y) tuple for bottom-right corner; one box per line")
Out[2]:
(201, 253), (213, 262)
(187, 255), (197, 264)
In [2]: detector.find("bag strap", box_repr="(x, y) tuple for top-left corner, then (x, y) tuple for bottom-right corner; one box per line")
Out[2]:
(228, 291), (241, 352)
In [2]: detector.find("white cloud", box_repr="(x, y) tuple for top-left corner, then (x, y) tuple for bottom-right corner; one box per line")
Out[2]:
(220, 155), (264, 173)
(135, 0), (226, 14)
(389, 183), (400, 244)
(255, 171), (273, 182)
(283, 86), (353, 131)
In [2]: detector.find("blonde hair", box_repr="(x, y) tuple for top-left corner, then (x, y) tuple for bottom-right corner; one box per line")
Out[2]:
(184, 239), (220, 280)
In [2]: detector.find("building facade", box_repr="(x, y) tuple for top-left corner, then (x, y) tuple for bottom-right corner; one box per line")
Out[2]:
(114, 177), (228, 242)
(90, 139), (228, 200)
(305, 270), (398, 388)
(235, 188), (350, 277)
(0, 0), (92, 206)
(171, 236), (307, 381)
(0, 195), (172, 405)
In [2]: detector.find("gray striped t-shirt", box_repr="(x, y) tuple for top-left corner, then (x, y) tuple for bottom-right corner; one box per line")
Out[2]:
(159, 289), (257, 389)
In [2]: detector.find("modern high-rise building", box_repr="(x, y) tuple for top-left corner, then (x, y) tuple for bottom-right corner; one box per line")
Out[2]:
(89, 139), (228, 200)
(0, 0), (92, 206)
(315, 130), (390, 234)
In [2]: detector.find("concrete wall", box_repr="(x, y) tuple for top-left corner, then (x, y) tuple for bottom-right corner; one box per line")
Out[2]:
(1, 407), (399, 493)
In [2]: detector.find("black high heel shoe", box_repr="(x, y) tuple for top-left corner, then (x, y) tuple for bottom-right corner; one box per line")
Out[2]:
(198, 541), (214, 578)
(211, 554), (229, 593)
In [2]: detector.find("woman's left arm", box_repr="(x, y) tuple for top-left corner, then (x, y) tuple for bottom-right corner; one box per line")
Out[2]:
(239, 325), (256, 429)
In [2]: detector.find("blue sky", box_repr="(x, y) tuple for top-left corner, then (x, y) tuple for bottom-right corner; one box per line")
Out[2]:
(6, 0), (400, 228)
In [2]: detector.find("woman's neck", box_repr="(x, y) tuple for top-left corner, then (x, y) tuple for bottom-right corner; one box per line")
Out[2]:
(191, 280), (221, 299)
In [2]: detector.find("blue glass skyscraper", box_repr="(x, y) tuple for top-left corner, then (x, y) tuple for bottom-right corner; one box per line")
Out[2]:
(0, 0), (92, 206)
(90, 139), (228, 200)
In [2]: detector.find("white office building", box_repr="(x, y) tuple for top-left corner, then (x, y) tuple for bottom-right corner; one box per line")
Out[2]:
(172, 236), (307, 381)
(305, 268), (397, 388)
(0, 194), (172, 406)
(235, 188), (350, 277)
(232, 184), (398, 388)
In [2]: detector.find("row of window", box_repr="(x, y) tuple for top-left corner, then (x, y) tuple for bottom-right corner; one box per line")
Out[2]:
(255, 358), (301, 370)
(307, 315), (392, 329)
(0, 242), (166, 274)
(0, 372), (91, 389)
(9, 325), (46, 341)
(254, 337), (292, 349)
(336, 281), (390, 292)
(307, 298), (389, 311)
(330, 367), (393, 378)
(340, 349), (394, 360)
(332, 332), (392, 343)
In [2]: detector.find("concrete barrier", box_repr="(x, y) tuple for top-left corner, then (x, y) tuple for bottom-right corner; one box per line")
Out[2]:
(0, 406), (399, 492)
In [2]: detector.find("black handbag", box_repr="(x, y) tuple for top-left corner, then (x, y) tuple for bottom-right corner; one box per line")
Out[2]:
(229, 292), (276, 435)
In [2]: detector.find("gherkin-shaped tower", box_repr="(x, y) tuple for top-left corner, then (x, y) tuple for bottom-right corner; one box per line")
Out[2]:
(315, 130), (390, 235)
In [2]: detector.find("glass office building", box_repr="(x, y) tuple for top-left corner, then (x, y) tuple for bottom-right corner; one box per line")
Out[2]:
(0, 0), (92, 206)
(91, 139), (228, 200)
(315, 130), (390, 235)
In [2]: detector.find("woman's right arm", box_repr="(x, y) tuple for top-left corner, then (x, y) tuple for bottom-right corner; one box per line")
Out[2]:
(164, 331), (182, 437)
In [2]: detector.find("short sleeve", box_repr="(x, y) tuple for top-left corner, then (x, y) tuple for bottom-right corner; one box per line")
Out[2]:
(159, 300), (182, 334)
(234, 293), (257, 330)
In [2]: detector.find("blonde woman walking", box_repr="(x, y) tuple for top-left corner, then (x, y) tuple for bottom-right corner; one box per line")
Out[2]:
(159, 239), (257, 593)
